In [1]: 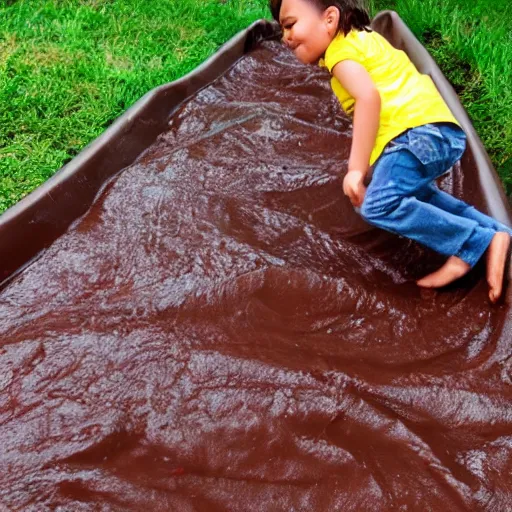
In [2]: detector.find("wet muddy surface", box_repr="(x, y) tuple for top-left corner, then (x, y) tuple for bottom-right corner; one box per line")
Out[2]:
(1, 41), (511, 511)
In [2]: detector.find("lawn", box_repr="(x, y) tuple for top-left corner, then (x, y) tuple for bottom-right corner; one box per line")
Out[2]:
(1, 0), (511, 213)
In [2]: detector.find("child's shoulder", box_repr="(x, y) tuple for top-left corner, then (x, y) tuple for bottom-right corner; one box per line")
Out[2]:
(324, 29), (391, 71)
(328, 29), (392, 54)
(349, 29), (394, 50)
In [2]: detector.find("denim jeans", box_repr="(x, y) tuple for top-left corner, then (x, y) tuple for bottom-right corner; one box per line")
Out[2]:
(359, 123), (511, 267)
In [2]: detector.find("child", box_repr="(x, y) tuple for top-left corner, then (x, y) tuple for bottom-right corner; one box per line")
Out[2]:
(270, 0), (511, 302)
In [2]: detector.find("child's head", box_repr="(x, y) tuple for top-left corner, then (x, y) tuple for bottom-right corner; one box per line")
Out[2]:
(270, 0), (370, 64)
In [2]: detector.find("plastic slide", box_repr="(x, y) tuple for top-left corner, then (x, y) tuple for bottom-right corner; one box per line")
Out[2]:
(1, 12), (511, 511)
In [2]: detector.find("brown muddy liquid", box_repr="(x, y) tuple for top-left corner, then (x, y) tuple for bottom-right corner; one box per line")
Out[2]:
(1, 41), (512, 511)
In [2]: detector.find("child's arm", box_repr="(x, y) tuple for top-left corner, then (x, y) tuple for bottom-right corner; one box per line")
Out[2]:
(332, 60), (381, 207)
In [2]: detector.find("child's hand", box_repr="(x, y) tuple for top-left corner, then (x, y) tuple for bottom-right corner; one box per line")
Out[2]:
(343, 170), (367, 207)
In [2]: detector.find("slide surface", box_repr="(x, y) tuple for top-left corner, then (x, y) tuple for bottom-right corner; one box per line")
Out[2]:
(1, 14), (511, 511)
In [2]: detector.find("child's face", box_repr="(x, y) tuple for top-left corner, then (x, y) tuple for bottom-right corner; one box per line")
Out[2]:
(279, 0), (338, 65)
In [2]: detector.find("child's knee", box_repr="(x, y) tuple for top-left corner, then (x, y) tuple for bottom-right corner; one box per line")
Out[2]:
(360, 196), (383, 222)
(360, 192), (401, 222)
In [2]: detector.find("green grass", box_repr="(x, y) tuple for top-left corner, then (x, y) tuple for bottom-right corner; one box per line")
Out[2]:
(1, 0), (511, 213)
(0, 0), (268, 212)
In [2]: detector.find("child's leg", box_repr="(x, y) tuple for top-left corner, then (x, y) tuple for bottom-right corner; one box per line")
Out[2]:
(360, 123), (511, 300)
(361, 148), (498, 286)
(420, 184), (512, 235)
(419, 184), (511, 301)
(416, 232), (509, 293)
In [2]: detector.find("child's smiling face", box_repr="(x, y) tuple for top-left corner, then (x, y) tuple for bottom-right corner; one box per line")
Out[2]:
(279, 0), (339, 65)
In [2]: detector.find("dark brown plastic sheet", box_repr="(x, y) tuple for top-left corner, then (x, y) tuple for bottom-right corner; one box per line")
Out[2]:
(1, 11), (512, 511)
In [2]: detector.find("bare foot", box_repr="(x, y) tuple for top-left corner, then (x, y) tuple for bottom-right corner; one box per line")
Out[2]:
(417, 256), (471, 288)
(487, 232), (511, 303)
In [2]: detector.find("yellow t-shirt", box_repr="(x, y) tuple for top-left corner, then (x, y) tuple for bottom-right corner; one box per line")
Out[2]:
(322, 29), (460, 165)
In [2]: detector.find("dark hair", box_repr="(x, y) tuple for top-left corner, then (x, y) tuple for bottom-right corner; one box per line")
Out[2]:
(269, 0), (371, 36)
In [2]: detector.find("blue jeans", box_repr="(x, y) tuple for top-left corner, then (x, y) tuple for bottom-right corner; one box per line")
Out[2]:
(359, 123), (511, 267)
